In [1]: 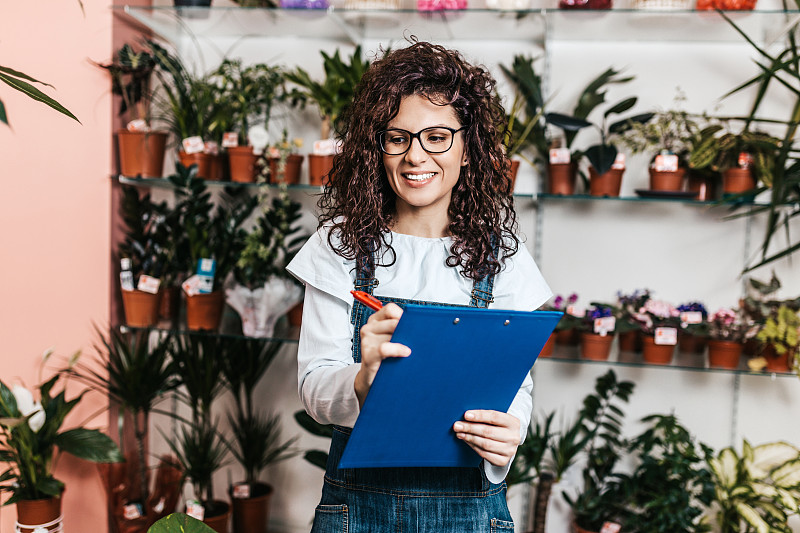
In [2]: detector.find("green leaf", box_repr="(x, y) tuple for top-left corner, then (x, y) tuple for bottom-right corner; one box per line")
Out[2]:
(54, 428), (123, 463)
(546, 112), (592, 132)
(0, 72), (80, 124)
(604, 97), (637, 117)
(0, 97), (7, 125)
(304, 450), (329, 470)
(148, 513), (216, 533)
(293, 410), (333, 438)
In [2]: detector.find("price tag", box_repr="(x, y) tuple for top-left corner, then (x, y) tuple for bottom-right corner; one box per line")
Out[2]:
(126, 119), (148, 132)
(314, 138), (340, 156)
(182, 136), (204, 155)
(601, 523), (622, 533)
(567, 305), (585, 317)
(654, 154), (679, 172)
(123, 503), (143, 520)
(655, 327), (678, 346)
(222, 132), (239, 148)
(611, 152), (626, 170)
(232, 483), (251, 499)
(204, 140), (219, 156)
(549, 148), (571, 164)
(738, 152), (753, 168)
(186, 500), (205, 521)
(137, 274), (161, 294)
(120, 271), (135, 292)
(680, 311), (703, 325)
(182, 274), (203, 296)
(594, 316), (616, 335)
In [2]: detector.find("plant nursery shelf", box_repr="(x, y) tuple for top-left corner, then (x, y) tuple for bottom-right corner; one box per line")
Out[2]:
(117, 174), (323, 191)
(537, 192), (766, 207)
(125, 324), (301, 344)
(117, 4), (799, 45)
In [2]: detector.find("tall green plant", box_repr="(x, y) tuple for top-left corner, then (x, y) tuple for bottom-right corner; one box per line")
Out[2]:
(0, 66), (79, 127)
(500, 55), (548, 166)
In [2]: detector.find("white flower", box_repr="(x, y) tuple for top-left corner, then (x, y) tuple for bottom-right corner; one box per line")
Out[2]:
(11, 386), (45, 433)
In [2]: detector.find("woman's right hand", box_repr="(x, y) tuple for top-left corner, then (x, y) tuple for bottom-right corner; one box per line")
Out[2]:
(354, 302), (410, 407)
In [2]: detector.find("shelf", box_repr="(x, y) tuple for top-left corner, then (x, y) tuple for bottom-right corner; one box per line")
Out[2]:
(125, 323), (301, 344)
(540, 347), (797, 378)
(117, 5), (800, 44)
(117, 174), (324, 191)
(536, 192), (768, 207)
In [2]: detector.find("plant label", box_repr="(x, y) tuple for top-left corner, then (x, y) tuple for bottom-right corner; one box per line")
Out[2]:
(222, 132), (239, 148)
(594, 316), (616, 335)
(182, 136), (204, 155)
(120, 271), (134, 292)
(680, 311), (703, 325)
(204, 140), (219, 155)
(182, 274), (203, 296)
(655, 327), (678, 345)
(137, 274), (161, 294)
(549, 148), (570, 164)
(196, 258), (216, 294)
(232, 483), (251, 499)
(600, 523), (622, 533)
(654, 154), (678, 171)
(567, 305), (585, 317)
(153, 498), (165, 514)
(186, 500), (205, 521)
(120, 258), (132, 271)
(314, 138), (340, 156)
(126, 119), (148, 132)
(612, 152), (625, 170)
(738, 152), (753, 168)
(123, 503), (143, 520)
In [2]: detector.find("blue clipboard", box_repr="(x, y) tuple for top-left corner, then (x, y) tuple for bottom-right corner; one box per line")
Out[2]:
(338, 304), (562, 469)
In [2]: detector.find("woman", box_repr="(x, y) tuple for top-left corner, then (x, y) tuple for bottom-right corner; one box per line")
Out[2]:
(287, 40), (551, 532)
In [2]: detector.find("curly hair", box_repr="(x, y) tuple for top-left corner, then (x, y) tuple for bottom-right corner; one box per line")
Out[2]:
(318, 40), (519, 281)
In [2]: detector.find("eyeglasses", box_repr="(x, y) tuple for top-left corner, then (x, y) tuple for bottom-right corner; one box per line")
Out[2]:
(376, 126), (468, 155)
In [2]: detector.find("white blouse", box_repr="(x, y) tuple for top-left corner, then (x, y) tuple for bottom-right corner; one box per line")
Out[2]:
(287, 225), (552, 483)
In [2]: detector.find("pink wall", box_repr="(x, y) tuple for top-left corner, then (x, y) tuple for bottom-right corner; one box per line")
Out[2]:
(0, 0), (113, 530)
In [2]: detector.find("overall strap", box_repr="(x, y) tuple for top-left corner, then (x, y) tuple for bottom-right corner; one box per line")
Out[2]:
(353, 253), (379, 294)
(469, 235), (500, 308)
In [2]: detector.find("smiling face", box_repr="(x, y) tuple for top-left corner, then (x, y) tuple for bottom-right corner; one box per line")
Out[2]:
(382, 94), (467, 234)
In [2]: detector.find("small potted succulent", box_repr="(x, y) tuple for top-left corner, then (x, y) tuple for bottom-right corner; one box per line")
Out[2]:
(754, 304), (800, 373)
(706, 307), (750, 369)
(578, 302), (618, 361)
(632, 298), (680, 365)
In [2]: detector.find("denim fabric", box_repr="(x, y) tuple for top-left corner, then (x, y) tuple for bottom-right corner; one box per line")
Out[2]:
(310, 254), (512, 533)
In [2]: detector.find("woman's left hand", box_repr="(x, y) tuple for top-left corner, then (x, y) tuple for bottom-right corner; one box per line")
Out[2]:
(452, 410), (521, 467)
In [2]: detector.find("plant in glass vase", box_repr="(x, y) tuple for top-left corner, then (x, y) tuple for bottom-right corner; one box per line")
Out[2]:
(1, 361), (123, 531)
(706, 307), (750, 369)
(226, 185), (308, 338)
(633, 298), (680, 365)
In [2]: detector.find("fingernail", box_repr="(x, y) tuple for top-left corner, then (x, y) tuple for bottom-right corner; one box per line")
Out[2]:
(453, 422), (464, 431)
(465, 411), (475, 420)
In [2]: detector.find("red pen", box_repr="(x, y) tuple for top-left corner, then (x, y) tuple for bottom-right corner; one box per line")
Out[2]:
(351, 290), (383, 311)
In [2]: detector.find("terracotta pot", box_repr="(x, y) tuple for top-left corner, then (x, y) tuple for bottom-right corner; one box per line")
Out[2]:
(648, 167), (685, 191)
(539, 333), (556, 358)
(580, 332), (614, 361)
(186, 501), (230, 533)
(159, 286), (181, 327)
(618, 330), (642, 352)
(588, 167), (623, 197)
(121, 288), (161, 328)
(308, 154), (334, 186)
(708, 339), (743, 369)
(269, 154), (304, 184)
(555, 329), (580, 346)
(686, 172), (718, 201)
(231, 483), (273, 533)
(722, 167), (755, 194)
(228, 146), (259, 183)
(642, 335), (674, 365)
(287, 301), (303, 327)
(185, 290), (225, 331)
(548, 162), (577, 195)
(678, 332), (707, 354)
(762, 343), (792, 373)
(117, 130), (168, 178)
(179, 151), (225, 181)
(16, 495), (62, 533)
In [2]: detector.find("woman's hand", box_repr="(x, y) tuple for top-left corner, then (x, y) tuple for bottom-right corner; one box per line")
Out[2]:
(453, 410), (521, 467)
(354, 303), (410, 407)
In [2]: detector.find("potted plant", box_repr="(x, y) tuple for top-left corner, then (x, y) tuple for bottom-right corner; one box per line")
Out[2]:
(96, 43), (168, 179)
(610, 414), (714, 533)
(615, 289), (651, 352)
(165, 333), (231, 532)
(499, 54), (548, 192)
(615, 94), (701, 193)
(170, 165), (258, 331)
(65, 327), (181, 532)
(0, 362), (123, 532)
(563, 370), (635, 533)
(578, 302), (618, 361)
(211, 59), (285, 183)
(632, 298), (680, 365)
(707, 440), (800, 533)
(754, 303), (800, 373)
(543, 293), (583, 347)
(292, 410), (333, 470)
(226, 185), (307, 337)
(266, 129), (304, 185)
(148, 41), (227, 181)
(284, 46), (370, 186)
(220, 337), (297, 533)
(706, 307), (749, 369)
(676, 301), (710, 355)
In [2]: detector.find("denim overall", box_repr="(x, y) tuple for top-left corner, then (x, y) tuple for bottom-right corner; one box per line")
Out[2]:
(310, 254), (515, 533)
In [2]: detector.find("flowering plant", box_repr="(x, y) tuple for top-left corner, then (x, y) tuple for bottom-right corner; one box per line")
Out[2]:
(616, 289), (651, 333)
(579, 302), (619, 334)
(677, 301), (710, 337)
(633, 299), (680, 335)
(708, 308), (749, 342)
(543, 293), (582, 332)
(0, 362), (123, 504)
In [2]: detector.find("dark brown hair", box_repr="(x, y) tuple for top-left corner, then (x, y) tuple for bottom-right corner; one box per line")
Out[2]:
(318, 40), (519, 281)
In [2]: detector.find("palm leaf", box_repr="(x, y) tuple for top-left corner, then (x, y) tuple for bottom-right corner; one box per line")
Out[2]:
(0, 70), (79, 124)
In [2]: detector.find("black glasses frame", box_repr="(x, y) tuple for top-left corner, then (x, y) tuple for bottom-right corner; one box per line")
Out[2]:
(376, 126), (468, 155)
